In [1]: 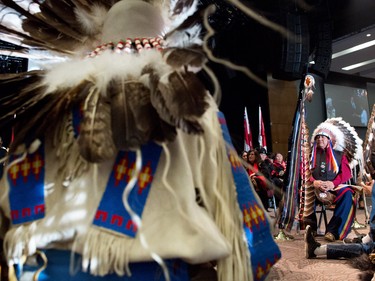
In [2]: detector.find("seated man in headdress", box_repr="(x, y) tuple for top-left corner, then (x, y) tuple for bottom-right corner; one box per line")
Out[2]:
(304, 121), (357, 242)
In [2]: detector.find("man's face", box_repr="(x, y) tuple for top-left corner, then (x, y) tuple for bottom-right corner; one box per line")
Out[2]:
(315, 135), (330, 149)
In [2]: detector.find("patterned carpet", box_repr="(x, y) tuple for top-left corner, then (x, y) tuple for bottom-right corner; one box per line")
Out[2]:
(266, 205), (370, 281)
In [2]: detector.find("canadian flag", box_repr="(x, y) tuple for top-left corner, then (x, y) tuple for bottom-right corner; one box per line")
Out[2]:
(244, 107), (253, 151)
(258, 106), (267, 151)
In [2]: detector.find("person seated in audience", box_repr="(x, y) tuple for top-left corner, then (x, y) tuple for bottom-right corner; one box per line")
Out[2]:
(241, 150), (248, 161)
(271, 152), (286, 207)
(247, 149), (272, 209)
(257, 147), (274, 175)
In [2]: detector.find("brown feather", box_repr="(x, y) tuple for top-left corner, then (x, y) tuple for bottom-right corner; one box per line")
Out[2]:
(0, 71), (45, 130)
(78, 87), (117, 162)
(22, 19), (80, 53)
(126, 80), (178, 144)
(112, 80), (148, 150)
(6, 80), (89, 154)
(0, 7), (79, 54)
(0, 0), (119, 54)
(162, 47), (207, 68)
(108, 78), (178, 151)
(109, 79), (146, 150)
(151, 69), (208, 134)
(170, 0), (195, 16)
(0, 25), (50, 53)
(33, 1), (86, 42)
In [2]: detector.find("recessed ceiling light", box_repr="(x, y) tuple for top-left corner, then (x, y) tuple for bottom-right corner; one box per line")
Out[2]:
(366, 33), (371, 37)
(342, 58), (375, 71)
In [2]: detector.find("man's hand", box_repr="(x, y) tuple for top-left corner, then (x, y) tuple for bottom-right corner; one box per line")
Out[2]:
(313, 180), (334, 192)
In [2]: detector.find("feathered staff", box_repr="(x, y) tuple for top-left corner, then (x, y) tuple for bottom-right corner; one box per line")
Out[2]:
(276, 87), (303, 236)
(300, 75), (315, 228)
(276, 74), (314, 239)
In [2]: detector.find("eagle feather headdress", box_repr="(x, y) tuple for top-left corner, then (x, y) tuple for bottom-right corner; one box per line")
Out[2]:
(311, 117), (364, 174)
(0, 0), (208, 162)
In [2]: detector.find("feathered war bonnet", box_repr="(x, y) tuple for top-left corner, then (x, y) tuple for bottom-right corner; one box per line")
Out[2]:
(310, 117), (364, 172)
(60, 0), (208, 162)
(311, 121), (345, 151)
(0, 0), (208, 161)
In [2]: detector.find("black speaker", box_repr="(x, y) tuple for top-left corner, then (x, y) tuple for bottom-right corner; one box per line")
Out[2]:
(310, 21), (332, 79)
(273, 13), (310, 81)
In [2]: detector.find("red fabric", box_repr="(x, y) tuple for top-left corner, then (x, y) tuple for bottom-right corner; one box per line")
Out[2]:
(271, 161), (286, 177)
(247, 163), (267, 189)
(332, 155), (351, 187)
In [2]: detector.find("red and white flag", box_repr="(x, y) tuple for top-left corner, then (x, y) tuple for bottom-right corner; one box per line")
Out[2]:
(244, 107), (253, 151)
(258, 106), (267, 151)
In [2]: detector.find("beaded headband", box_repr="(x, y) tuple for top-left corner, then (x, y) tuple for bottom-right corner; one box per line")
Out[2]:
(314, 131), (331, 140)
(87, 37), (164, 58)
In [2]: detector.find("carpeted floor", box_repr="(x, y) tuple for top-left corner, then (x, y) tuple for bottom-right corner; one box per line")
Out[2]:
(266, 202), (371, 281)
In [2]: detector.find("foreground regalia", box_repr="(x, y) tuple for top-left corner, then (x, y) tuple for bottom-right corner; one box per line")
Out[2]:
(0, 1), (280, 280)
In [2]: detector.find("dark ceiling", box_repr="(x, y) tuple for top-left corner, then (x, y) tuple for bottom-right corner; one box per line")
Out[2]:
(329, 0), (375, 80)
(329, 0), (375, 40)
(204, 0), (375, 82)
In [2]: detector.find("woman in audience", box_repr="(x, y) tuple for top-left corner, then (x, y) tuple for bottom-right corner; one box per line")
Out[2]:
(271, 152), (286, 207)
(247, 149), (272, 209)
